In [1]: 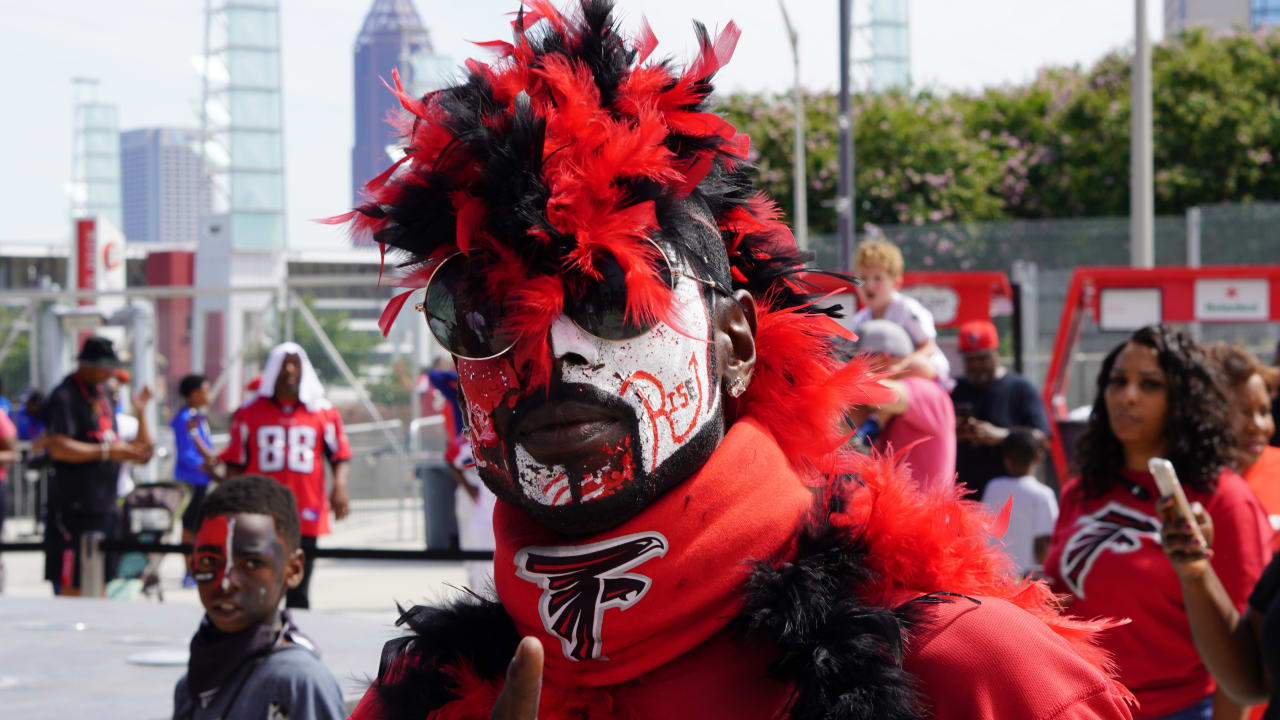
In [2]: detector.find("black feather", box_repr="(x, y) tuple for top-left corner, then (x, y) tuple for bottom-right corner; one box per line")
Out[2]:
(740, 496), (926, 720)
(370, 593), (520, 720)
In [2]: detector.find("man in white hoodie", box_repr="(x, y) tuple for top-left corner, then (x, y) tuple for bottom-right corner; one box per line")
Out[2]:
(219, 342), (352, 609)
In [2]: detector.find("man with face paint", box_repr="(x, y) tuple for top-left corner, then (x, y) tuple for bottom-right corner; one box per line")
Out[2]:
(341, 3), (1137, 719)
(174, 475), (345, 720)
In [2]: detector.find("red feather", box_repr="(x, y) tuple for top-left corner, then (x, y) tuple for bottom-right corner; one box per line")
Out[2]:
(378, 290), (416, 337)
(687, 21), (741, 80)
(635, 16), (659, 64)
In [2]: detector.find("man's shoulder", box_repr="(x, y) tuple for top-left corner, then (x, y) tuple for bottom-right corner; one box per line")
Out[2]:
(45, 377), (79, 404)
(996, 370), (1036, 393)
(905, 595), (1132, 719)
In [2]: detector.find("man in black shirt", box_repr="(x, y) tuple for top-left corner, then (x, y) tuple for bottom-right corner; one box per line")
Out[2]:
(950, 321), (1049, 500)
(42, 336), (151, 596)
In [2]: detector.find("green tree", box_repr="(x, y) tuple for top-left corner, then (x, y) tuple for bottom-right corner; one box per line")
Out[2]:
(292, 295), (376, 386)
(722, 89), (1007, 237)
(719, 27), (1280, 234)
(0, 307), (31, 400)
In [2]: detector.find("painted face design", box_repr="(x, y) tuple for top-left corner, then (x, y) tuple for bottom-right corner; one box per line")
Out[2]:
(457, 268), (723, 533)
(193, 513), (288, 633)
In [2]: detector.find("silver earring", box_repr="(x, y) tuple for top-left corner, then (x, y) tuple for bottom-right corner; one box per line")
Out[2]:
(728, 376), (748, 398)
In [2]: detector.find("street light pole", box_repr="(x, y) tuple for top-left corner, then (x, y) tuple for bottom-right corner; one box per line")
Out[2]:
(1131, 0), (1154, 268)
(778, 0), (808, 250)
(837, 0), (854, 270)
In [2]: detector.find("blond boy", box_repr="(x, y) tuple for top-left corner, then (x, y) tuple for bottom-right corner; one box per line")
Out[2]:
(850, 239), (951, 384)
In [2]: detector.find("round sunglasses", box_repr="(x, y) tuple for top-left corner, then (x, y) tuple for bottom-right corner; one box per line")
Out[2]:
(414, 243), (723, 361)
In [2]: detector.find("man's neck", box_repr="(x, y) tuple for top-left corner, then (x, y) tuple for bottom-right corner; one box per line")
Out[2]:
(274, 393), (298, 406)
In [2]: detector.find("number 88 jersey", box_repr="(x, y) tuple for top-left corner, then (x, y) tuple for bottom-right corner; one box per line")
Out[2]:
(220, 397), (353, 536)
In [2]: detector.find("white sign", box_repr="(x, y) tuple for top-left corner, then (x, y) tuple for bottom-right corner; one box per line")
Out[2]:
(1194, 279), (1268, 321)
(1099, 288), (1162, 331)
(903, 285), (960, 325)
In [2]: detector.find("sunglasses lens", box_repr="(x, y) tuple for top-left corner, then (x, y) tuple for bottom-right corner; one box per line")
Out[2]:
(424, 255), (513, 359)
(569, 249), (674, 341)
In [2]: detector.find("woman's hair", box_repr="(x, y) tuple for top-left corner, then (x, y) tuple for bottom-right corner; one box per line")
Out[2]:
(1075, 325), (1234, 497)
(1202, 342), (1280, 393)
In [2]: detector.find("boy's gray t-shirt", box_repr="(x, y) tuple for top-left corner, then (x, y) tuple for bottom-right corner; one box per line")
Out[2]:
(173, 643), (345, 720)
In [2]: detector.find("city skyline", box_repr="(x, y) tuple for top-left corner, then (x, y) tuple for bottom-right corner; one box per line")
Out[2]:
(2, 1), (1166, 252)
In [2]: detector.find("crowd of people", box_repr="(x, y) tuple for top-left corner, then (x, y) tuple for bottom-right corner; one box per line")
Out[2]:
(2, 1), (1280, 718)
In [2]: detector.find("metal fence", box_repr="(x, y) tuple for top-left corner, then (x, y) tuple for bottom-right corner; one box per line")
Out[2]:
(0, 277), (461, 550)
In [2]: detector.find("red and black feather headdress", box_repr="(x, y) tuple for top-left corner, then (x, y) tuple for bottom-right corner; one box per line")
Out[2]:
(331, 0), (889, 472)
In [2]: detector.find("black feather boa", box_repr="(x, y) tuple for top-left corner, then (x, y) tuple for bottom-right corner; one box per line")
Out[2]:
(370, 507), (930, 720)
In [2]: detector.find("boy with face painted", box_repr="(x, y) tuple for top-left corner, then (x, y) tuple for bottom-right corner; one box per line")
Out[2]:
(173, 475), (345, 720)
(340, 2), (1136, 719)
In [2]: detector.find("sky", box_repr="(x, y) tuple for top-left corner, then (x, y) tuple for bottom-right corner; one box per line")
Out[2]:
(0, 0), (1164, 251)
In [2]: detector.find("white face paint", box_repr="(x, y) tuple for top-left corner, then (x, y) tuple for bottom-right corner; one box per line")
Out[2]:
(221, 516), (236, 592)
(513, 272), (719, 506)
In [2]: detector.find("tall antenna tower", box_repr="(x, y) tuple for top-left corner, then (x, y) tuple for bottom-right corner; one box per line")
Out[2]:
(854, 0), (911, 92)
(70, 77), (122, 226)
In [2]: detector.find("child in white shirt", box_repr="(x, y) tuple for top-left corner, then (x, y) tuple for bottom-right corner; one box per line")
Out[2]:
(850, 239), (951, 385)
(981, 426), (1058, 576)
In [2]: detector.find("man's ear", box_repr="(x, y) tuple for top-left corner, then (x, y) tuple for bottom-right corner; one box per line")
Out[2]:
(714, 290), (757, 395)
(283, 547), (306, 590)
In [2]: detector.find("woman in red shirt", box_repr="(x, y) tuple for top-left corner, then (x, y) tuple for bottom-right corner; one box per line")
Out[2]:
(1044, 325), (1272, 720)
(1203, 343), (1280, 550)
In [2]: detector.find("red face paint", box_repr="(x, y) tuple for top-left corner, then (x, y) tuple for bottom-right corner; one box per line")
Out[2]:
(192, 515), (231, 586)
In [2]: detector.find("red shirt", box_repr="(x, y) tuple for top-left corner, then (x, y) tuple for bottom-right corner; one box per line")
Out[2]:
(905, 596), (1134, 720)
(1044, 469), (1271, 719)
(0, 408), (15, 483)
(220, 397), (352, 536)
(349, 592), (1133, 720)
(1244, 446), (1280, 551)
(875, 375), (957, 493)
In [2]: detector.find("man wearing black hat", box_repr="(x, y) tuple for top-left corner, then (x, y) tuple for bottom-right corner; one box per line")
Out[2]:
(41, 336), (152, 596)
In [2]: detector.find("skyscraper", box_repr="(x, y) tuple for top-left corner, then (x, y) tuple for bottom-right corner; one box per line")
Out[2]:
(855, 0), (911, 93)
(70, 78), (122, 228)
(120, 128), (209, 244)
(1163, 0), (1279, 35)
(352, 0), (452, 205)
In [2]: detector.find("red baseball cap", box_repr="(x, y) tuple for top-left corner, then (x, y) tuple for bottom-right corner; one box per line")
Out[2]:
(957, 320), (998, 354)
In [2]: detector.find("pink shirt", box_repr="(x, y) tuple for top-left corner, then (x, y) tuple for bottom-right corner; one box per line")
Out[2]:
(0, 409), (15, 483)
(875, 375), (956, 493)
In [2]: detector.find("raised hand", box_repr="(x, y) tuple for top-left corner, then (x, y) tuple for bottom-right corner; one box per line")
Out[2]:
(1156, 496), (1215, 580)
(491, 637), (544, 720)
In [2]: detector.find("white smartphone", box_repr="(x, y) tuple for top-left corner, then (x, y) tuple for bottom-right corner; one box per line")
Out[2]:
(1148, 458), (1206, 546)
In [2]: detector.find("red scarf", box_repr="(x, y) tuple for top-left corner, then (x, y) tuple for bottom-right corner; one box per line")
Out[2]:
(493, 417), (814, 688)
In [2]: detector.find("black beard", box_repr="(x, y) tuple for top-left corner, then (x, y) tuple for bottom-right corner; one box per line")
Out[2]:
(477, 382), (725, 536)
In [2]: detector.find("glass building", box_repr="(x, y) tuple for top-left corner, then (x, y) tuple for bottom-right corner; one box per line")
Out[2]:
(352, 0), (452, 206)
(200, 0), (286, 252)
(1254, 0), (1280, 27)
(856, 0), (911, 93)
(71, 82), (122, 228)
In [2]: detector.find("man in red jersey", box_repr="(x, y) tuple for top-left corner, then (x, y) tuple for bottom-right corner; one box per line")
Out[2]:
(220, 341), (351, 609)
(338, 2), (1137, 718)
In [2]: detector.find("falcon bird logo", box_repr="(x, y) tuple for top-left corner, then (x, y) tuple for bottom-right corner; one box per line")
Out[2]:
(515, 532), (668, 662)
(1060, 502), (1160, 599)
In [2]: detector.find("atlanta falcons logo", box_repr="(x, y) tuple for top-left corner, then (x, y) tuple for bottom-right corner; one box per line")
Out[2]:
(514, 531), (668, 662)
(1060, 502), (1160, 599)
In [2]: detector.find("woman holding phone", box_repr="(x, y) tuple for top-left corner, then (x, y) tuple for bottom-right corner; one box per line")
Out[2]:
(1044, 325), (1272, 720)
